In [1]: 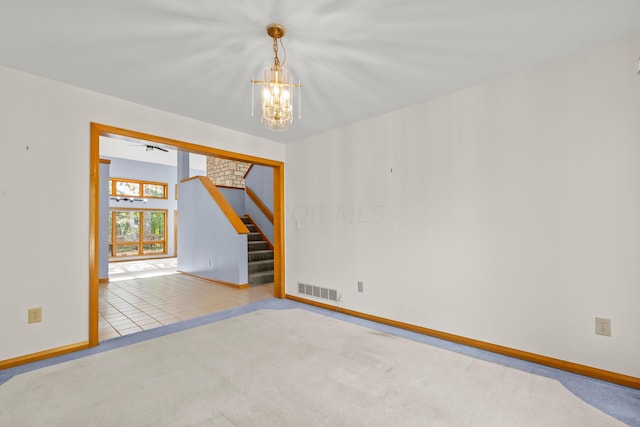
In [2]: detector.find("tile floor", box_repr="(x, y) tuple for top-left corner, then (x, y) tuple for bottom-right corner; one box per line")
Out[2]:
(99, 258), (274, 341)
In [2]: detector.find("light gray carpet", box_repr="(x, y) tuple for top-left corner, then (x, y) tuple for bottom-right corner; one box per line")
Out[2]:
(0, 309), (624, 426)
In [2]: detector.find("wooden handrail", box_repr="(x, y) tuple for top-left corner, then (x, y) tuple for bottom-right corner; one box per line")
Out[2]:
(181, 176), (249, 234)
(246, 186), (274, 224)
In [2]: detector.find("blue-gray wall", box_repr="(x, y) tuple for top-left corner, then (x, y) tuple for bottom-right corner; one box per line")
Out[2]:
(245, 165), (274, 243)
(218, 187), (245, 217)
(245, 165), (273, 211)
(177, 179), (248, 284)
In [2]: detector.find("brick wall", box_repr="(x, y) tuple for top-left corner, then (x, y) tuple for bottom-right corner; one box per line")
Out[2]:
(206, 157), (251, 188)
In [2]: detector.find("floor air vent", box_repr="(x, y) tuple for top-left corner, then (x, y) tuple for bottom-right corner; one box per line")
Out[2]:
(298, 282), (338, 302)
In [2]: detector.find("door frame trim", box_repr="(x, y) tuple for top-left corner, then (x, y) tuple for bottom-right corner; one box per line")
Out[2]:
(89, 122), (285, 346)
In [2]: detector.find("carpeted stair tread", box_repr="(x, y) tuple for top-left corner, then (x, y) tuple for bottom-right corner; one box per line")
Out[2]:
(248, 232), (263, 242)
(248, 271), (274, 286)
(249, 259), (274, 274)
(248, 250), (274, 262)
(248, 241), (269, 251)
(243, 214), (274, 286)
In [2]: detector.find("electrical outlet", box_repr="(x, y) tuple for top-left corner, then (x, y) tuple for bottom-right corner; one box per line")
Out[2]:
(357, 281), (364, 292)
(595, 317), (611, 337)
(28, 307), (42, 324)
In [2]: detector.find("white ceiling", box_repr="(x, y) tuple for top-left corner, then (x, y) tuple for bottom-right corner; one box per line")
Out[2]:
(2, 1), (640, 144)
(100, 136), (208, 170)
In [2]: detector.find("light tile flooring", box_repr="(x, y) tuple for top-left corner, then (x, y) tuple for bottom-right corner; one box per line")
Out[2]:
(99, 258), (273, 341)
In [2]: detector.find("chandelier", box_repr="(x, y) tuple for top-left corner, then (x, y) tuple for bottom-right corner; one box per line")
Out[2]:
(251, 23), (301, 131)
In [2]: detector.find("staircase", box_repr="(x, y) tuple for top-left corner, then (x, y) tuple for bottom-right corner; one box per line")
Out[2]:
(241, 215), (274, 286)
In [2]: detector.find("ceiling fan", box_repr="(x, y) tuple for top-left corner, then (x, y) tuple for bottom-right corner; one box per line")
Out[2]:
(128, 143), (170, 152)
(145, 144), (169, 152)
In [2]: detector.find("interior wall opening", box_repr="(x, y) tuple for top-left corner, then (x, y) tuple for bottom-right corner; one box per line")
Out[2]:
(90, 123), (285, 346)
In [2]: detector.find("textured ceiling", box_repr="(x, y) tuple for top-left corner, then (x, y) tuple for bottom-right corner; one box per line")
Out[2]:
(2, 1), (640, 143)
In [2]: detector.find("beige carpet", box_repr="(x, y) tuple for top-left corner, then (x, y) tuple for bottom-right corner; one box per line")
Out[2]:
(0, 309), (624, 426)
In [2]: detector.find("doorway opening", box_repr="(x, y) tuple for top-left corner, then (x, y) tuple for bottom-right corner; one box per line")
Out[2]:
(89, 123), (285, 346)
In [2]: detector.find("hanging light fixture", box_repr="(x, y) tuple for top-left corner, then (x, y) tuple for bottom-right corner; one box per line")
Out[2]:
(251, 23), (301, 131)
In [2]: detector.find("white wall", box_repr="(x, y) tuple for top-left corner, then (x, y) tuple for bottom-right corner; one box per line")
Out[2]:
(285, 36), (640, 378)
(0, 65), (283, 361)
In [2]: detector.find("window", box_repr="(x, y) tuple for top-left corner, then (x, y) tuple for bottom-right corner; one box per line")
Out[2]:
(109, 209), (167, 257)
(143, 183), (166, 198)
(115, 181), (140, 197)
(108, 178), (167, 199)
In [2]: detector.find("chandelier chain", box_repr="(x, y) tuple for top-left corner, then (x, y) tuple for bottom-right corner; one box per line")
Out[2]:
(272, 37), (280, 67)
(272, 36), (287, 68)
